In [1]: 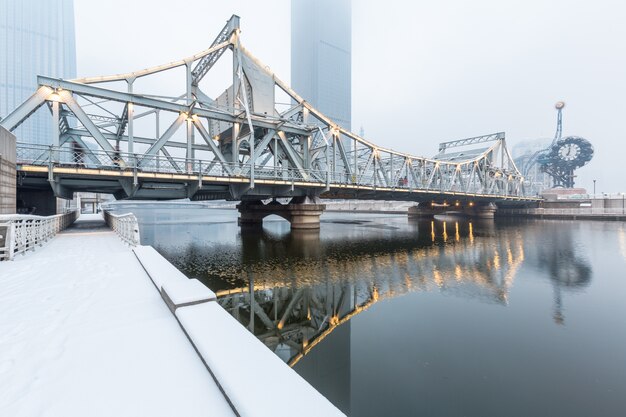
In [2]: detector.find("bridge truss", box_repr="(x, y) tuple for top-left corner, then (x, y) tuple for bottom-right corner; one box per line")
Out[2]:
(1, 15), (531, 202)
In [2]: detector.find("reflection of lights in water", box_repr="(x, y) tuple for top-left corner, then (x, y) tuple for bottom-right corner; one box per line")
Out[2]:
(443, 222), (448, 242)
(455, 222), (460, 242)
(455, 265), (462, 281)
(217, 221), (528, 366)
(433, 269), (444, 287)
(431, 221), (435, 242)
(404, 273), (412, 290)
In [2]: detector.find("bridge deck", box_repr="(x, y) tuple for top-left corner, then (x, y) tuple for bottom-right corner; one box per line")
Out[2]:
(18, 164), (541, 204)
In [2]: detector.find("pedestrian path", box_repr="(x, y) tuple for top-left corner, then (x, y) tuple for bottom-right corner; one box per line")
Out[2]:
(0, 214), (235, 417)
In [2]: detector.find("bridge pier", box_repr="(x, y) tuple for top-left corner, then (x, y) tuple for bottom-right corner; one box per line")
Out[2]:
(408, 202), (497, 219)
(237, 196), (326, 230)
(463, 202), (497, 219)
(407, 203), (446, 219)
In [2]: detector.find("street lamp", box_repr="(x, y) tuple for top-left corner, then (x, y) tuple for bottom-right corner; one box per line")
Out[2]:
(593, 179), (596, 197)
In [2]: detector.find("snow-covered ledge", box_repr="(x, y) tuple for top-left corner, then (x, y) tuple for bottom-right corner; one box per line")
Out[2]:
(133, 245), (216, 312)
(132, 244), (345, 417)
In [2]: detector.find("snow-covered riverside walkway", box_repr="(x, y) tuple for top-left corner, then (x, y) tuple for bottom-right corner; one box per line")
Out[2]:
(0, 214), (234, 416)
(0, 214), (344, 417)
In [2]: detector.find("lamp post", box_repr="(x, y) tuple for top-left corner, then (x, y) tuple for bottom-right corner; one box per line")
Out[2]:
(593, 179), (596, 197)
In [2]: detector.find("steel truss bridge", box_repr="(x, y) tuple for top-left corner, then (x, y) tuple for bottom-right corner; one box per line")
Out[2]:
(2, 15), (536, 205)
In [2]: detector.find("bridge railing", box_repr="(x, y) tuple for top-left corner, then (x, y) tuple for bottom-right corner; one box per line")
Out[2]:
(103, 211), (140, 246)
(0, 210), (79, 261)
(15, 142), (530, 198)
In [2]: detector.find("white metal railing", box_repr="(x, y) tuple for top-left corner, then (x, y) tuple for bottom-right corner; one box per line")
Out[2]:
(0, 210), (79, 261)
(103, 211), (140, 246)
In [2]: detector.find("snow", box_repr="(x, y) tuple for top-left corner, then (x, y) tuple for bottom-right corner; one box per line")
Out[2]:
(176, 302), (345, 417)
(133, 245), (216, 307)
(1, 214), (346, 417)
(0, 214), (235, 417)
(161, 278), (215, 308)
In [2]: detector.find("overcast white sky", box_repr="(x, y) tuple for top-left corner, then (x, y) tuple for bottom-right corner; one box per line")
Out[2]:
(74, 0), (626, 193)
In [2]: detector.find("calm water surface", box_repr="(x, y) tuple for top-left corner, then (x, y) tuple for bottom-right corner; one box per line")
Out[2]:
(112, 204), (626, 417)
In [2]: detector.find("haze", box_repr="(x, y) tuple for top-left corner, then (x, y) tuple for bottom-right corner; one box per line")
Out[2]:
(74, 0), (626, 193)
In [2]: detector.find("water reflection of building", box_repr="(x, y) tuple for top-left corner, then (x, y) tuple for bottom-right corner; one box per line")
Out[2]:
(527, 223), (592, 324)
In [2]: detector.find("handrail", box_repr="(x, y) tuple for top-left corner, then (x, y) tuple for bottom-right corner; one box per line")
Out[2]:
(103, 211), (140, 246)
(0, 210), (79, 261)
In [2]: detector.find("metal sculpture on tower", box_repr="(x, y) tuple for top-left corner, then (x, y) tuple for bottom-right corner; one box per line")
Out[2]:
(524, 102), (593, 188)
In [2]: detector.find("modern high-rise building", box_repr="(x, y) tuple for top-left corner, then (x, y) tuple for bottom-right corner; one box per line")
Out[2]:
(0, 0), (77, 145)
(291, 0), (351, 131)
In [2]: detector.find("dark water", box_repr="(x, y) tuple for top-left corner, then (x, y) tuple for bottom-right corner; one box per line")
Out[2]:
(112, 204), (626, 417)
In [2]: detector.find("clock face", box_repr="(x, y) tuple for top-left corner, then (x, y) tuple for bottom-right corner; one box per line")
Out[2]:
(558, 143), (581, 161)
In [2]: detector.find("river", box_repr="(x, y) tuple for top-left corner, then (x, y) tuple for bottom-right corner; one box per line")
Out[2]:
(109, 204), (626, 417)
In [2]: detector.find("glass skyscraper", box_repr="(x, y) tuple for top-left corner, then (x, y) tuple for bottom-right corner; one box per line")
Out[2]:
(0, 0), (76, 145)
(291, 0), (351, 131)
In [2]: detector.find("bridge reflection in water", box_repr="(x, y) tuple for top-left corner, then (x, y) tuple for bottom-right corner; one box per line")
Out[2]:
(213, 218), (591, 369)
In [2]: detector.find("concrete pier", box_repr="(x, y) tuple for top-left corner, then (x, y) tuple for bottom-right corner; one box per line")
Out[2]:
(237, 196), (326, 229)
(408, 202), (497, 219)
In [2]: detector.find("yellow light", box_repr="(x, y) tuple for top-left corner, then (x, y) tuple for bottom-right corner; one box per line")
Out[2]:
(48, 92), (62, 102)
(431, 220), (435, 242)
(469, 201), (474, 207)
(455, 201), (460, 206)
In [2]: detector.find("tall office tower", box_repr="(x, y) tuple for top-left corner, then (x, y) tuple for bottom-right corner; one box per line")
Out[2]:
(0, 0), (77, 145)
(291, 0), (352, 131)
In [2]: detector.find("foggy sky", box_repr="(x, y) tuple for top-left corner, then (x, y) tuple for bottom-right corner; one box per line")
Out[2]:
(74, 0), (626, 193)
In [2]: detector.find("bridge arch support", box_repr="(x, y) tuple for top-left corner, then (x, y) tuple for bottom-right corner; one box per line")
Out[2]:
(408, 202), (497, 219)
(237, 196), (326, 230)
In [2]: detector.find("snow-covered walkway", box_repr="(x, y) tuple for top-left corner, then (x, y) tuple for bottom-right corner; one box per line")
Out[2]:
(0, 214), (235, 417)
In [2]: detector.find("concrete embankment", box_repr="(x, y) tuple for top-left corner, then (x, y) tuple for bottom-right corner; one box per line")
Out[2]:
(497, 208), (626, 221)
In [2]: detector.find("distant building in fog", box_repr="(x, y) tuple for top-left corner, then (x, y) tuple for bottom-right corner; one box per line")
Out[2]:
(512, 138), (553, 192)
(0, 0), (76, 144)
(291, 0), (351, 131)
